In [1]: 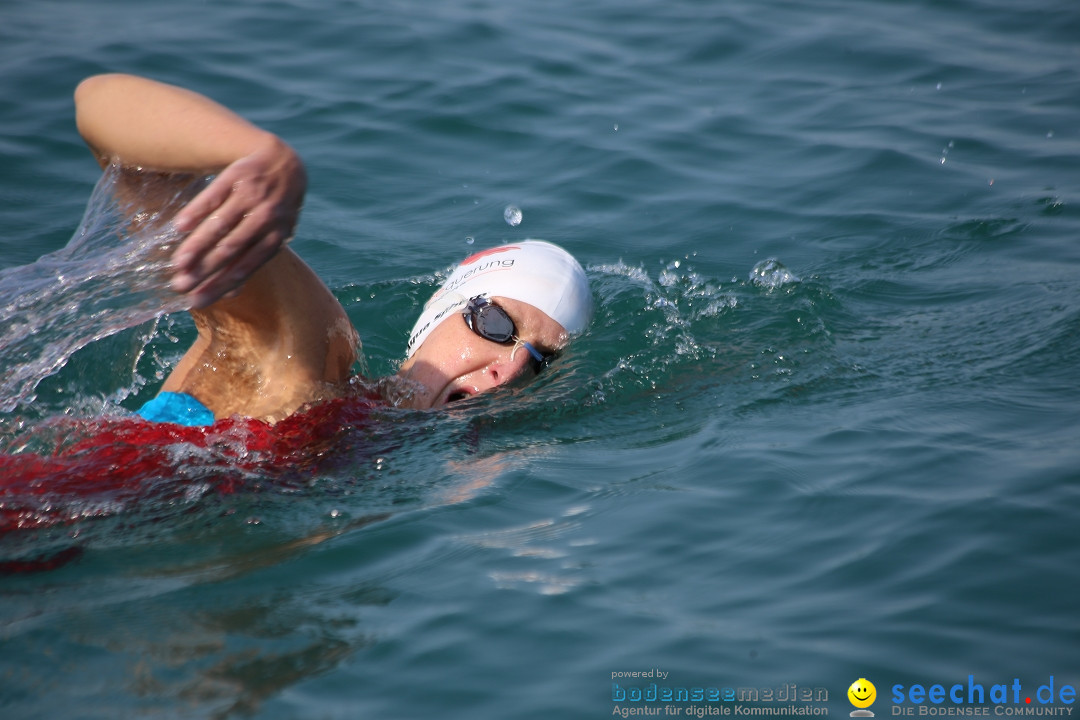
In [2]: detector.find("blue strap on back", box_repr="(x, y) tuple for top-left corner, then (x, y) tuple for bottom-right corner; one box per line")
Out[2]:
(135, 392), (215, 427)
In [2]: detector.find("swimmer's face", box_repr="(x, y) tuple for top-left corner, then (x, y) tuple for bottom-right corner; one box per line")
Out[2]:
(397, 296), (567, 409)
(848, 679), (876, 709)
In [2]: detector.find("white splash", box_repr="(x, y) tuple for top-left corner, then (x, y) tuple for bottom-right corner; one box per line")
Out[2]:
(0, 164), (206, 412)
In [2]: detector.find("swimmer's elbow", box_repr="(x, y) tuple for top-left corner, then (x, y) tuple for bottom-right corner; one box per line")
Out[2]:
(74, 74), (129, 163)
(74, 74), (107, 107)
(74, 74), (125, 119)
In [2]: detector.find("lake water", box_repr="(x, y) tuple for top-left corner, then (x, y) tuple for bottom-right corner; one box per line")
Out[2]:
(2, 0), (1079, 718)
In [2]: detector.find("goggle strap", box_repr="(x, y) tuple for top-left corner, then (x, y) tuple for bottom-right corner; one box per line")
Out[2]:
(510, 339), (546, 366)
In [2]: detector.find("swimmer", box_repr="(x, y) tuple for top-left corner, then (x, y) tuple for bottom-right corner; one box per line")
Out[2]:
(73, 74), (591, 424)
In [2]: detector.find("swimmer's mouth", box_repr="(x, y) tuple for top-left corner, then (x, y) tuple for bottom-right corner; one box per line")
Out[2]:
(443, 385), (476, 404)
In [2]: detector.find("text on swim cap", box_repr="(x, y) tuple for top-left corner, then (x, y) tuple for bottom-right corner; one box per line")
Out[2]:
(438, 258), (516, 298)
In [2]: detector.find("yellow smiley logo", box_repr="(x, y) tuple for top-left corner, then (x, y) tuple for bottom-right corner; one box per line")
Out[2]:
(848, 678), (877, 709)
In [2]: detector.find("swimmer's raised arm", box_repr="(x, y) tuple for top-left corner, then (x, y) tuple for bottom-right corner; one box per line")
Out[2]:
(75, 74), (357, 423)
(75, 73), (305, 308)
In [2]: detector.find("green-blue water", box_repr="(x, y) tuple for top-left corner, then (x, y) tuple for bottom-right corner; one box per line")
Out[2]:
(3, 0), (1079, 717)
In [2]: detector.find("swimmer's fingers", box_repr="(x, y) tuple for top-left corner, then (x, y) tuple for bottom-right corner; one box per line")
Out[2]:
(170, 178), (270, 293)
(172, 167), (235, 240)
(181, 218), (289, 309)
(171, 138), (306, 304)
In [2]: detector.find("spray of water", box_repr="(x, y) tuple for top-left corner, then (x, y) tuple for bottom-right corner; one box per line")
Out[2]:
(0, 164), (207, 412)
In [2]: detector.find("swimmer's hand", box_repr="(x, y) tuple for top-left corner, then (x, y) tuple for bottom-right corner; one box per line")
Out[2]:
(170, 137), (307, 309)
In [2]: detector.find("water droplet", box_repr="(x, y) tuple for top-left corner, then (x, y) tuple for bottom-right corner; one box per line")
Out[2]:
(749, 258), (799, 290)
(939, 142), (951, 165)
(503, 205), (523, 226)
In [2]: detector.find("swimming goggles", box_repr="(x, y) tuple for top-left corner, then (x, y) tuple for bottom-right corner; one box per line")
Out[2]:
(463, 295), (553, 373)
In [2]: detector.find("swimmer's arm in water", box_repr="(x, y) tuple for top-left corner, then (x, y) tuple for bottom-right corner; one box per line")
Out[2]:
(75, 73), (359, 422)
(75, 72), (305, 309)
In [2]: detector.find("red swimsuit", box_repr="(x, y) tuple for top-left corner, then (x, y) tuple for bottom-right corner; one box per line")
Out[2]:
(0, 394), (383, 550)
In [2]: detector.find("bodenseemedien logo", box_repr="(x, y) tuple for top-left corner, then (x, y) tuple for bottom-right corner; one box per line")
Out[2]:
(609, 671), (830, 717)
(849, 678), (877, 717)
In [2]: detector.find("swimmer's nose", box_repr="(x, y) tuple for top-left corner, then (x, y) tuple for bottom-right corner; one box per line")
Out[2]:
(479, 350), (532, 390)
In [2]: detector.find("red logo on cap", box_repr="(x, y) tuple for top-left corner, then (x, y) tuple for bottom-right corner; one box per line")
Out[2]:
(461, 245), (520, 265)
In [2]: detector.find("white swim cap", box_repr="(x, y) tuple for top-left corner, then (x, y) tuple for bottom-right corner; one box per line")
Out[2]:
(406, 240), (592, 358)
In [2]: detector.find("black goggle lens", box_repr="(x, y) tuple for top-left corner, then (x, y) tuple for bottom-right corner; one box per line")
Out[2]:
(463, 296), (553, 373)
(470, 304), (514, 343)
